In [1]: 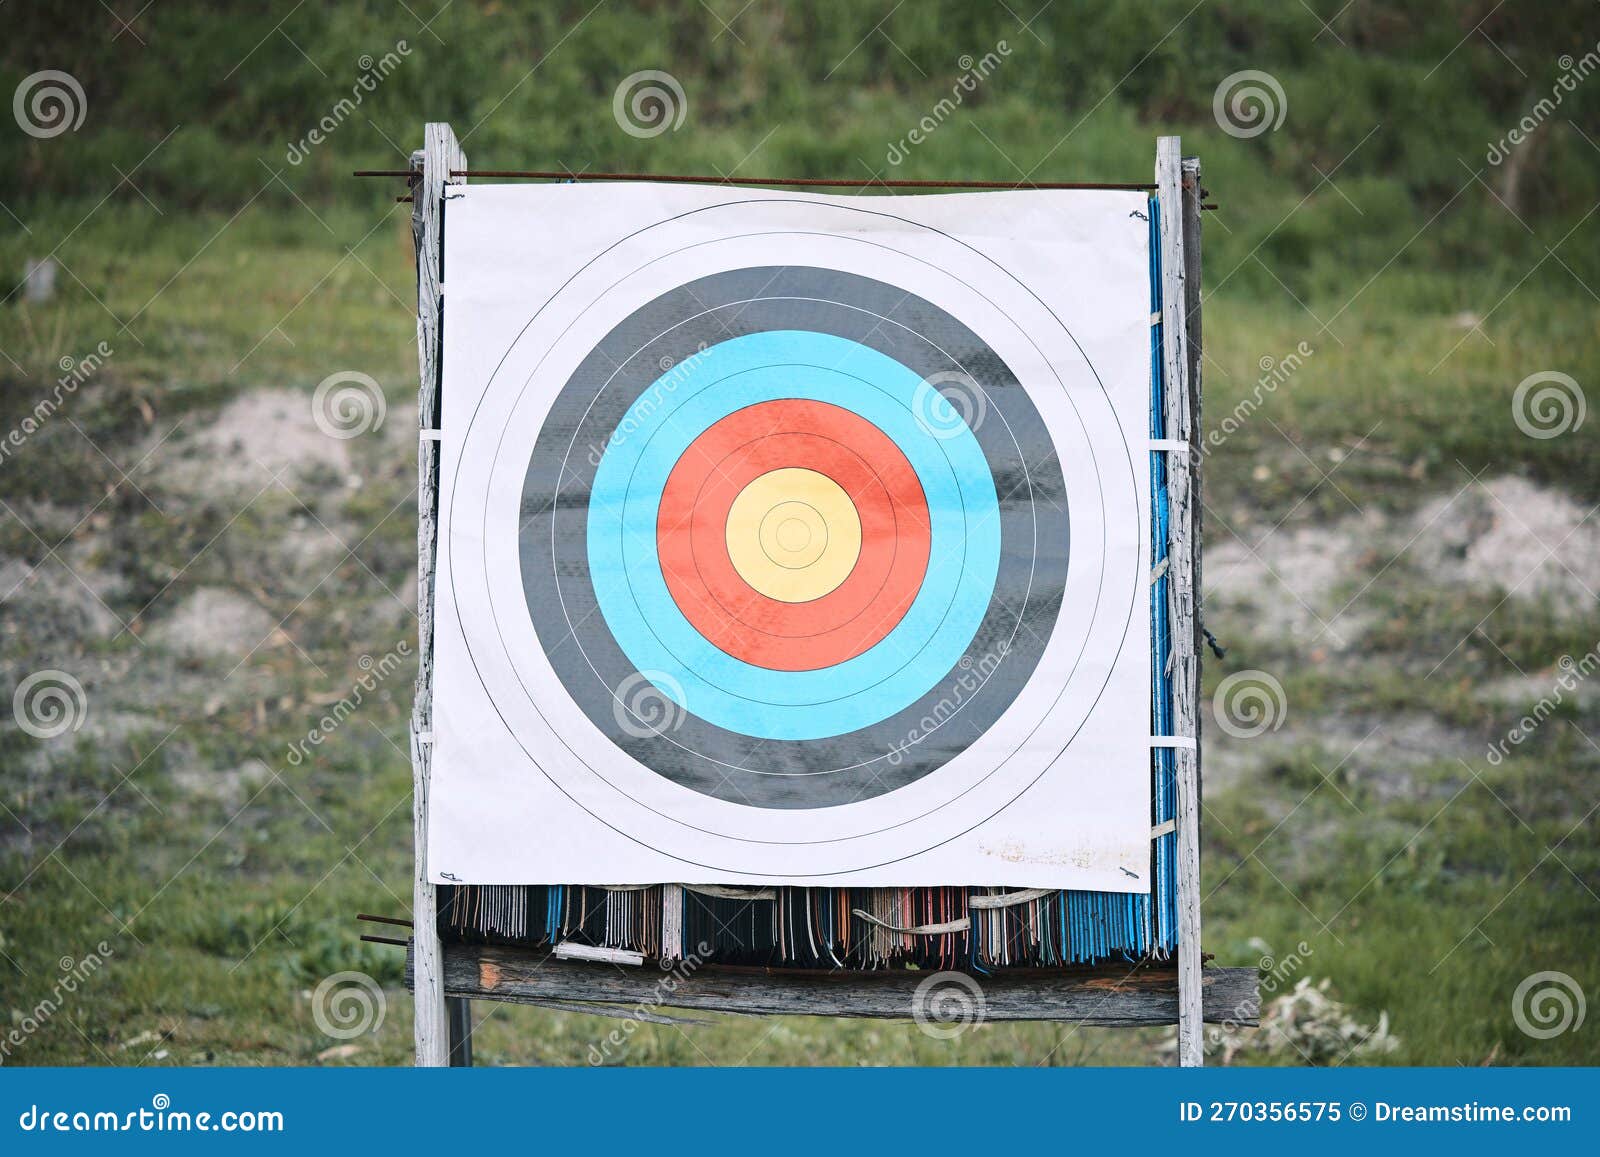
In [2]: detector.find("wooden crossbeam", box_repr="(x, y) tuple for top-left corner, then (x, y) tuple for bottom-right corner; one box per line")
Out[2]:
(406, 941), (1258, 1029)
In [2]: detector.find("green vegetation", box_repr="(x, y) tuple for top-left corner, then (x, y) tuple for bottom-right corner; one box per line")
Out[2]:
(1, 1), (1597, 1066)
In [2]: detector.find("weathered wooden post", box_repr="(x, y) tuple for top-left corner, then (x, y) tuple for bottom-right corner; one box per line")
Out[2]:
(1155, 135), (1205, 1066)
(410, 122), (466, 1068)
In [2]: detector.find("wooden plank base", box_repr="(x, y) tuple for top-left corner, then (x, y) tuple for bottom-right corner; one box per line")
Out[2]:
(406, 941), (1257, 1028)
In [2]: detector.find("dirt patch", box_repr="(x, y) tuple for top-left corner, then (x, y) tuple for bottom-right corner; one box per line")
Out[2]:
(0, 551), (125, 646)
(1476, 666), (1597, 712)
(1206, 710), (1479, 800)
(150, 587), (274, 663)
(1205, 476), (1600, 657)
(1411, 475), (1600, 613)
(1205, 512), (1385, 651)
(140, 389), (355, 499)
(170, 757), (272, 810)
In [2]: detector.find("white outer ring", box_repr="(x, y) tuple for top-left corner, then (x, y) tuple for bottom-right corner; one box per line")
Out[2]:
(445, 199), (1143, 876)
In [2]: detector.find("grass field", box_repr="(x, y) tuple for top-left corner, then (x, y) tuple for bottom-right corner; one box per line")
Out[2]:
(2, 1), (1597, 1066)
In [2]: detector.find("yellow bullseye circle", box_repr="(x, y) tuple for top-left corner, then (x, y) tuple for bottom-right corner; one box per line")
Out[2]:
(726, 468), (861, 603)
(760, 501), (827, 568)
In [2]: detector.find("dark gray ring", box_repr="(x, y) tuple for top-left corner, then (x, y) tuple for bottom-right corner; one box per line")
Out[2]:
(519, 266), (1069, 809)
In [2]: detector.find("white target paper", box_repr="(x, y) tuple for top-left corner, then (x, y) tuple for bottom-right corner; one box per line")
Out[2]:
(431, 183), (1153, 890)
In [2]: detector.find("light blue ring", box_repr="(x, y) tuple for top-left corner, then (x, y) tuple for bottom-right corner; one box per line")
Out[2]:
(587, 331), (999, 741)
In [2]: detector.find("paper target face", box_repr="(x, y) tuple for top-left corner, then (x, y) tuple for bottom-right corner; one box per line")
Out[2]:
(433, 186), (1153, 887)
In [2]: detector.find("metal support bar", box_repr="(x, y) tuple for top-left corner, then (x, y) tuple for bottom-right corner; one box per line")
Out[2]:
(446, 996), (474, 1067)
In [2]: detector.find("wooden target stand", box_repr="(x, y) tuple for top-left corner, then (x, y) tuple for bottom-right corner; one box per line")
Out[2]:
(396, 124), (1253, 1067)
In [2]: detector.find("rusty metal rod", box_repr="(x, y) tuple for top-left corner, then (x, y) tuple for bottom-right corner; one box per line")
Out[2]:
(354, 168), (1156, 191)
(357, 913), (415, 928)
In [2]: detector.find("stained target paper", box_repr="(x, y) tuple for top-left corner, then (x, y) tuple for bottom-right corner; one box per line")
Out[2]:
(431, 184), (1153, 890)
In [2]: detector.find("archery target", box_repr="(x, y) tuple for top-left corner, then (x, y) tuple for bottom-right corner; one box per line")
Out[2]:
(432, 185), (1153, 887)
